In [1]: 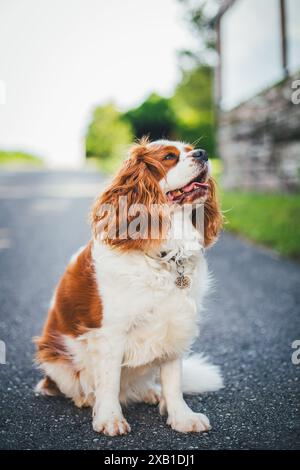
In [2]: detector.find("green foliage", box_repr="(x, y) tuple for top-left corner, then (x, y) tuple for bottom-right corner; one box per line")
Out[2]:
(123, 93), (176, 141)
(86, 103), (133, 172)
(210, 157), (223, 181)
(170, 66), (216, 156)
(221, 190), (300, 259)
(122, 67), (216, 156)
(0, 150), (43, 167)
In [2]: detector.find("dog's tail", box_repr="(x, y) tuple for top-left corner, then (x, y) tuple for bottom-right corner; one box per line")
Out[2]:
(182, 354), (223, 395)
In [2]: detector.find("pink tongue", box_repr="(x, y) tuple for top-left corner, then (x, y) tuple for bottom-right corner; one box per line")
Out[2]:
(183, 181), (206, 193)
(167, 181), (208, 201)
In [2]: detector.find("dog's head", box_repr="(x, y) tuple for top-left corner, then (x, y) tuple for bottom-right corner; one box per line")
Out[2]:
(91, 137), (223, 251)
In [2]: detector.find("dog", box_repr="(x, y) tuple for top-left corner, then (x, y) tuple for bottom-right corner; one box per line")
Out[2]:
(35, 138), (223, 436)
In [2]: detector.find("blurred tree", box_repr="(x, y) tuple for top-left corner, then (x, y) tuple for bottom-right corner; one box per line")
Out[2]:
(171, 65), (216, 156)
(178, 0), (220, 66)
(86, 103), (133, 172)
(123, 93), (176, 140)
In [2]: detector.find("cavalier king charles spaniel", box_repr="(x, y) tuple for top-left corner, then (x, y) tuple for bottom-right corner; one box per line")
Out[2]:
(35, 138), (223, 436)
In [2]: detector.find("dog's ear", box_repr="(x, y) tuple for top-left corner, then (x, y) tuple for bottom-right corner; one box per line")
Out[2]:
(203, 177), (223, 247)
(91, 139), (170, 251)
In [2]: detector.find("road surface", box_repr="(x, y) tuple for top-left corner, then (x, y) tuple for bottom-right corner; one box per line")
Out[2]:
(0, 170), (299, 450)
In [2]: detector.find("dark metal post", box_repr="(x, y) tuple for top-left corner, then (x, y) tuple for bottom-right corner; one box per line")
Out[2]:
(215, 16), (222, 106)
(280, 0), (289, 77)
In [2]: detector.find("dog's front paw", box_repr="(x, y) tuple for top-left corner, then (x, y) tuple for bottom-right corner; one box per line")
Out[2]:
(93, 412), (131, 436)
(167, 412), (211, 433)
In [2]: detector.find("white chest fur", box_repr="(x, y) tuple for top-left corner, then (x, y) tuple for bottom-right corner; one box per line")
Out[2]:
(91, 211), (209, 368)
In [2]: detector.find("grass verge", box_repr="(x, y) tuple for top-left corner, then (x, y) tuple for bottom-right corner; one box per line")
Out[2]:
(221, 189), (300, 259)
(0, 151), (43, 167)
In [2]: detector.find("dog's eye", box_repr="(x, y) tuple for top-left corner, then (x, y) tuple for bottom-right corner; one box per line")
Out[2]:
(164, 153), (177, 161)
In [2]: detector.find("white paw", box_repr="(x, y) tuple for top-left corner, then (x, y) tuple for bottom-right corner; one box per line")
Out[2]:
(167, 412), (211, 433)
(93, 413), (131, 436)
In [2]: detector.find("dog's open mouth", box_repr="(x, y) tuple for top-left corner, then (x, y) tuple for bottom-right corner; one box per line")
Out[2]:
(166, 175), (209, 203)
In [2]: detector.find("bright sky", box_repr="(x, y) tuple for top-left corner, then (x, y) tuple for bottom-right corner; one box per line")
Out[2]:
(0, 0), (195, 168)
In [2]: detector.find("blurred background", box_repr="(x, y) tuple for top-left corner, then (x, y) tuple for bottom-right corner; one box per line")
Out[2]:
(0, 0), (300, 258)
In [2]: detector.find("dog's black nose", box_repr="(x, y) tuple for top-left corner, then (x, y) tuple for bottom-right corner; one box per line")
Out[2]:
(193, 149), (208, 162)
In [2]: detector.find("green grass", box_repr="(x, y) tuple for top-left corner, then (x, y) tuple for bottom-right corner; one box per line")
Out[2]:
(221, 191), (300, 259)
(210, 159), (300, 259)
(0, 150), (43, 167)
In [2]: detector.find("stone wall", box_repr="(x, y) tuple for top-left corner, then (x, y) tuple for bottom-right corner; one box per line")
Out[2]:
(219, 74), (300, 191)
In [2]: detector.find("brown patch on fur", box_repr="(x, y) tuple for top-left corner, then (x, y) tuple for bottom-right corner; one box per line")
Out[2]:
(157, 145), (180, 170)
(184, 145), (194, 152)
(39, 376), (62, 396)
(91, 138), (171, 252)
(35, 242), (102, 364)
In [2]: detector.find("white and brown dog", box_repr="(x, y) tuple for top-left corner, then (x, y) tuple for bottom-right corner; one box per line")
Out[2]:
(35, 138), (223, 436)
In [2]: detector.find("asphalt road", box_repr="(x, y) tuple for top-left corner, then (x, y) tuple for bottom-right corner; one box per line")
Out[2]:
(0, 170), (299, 450)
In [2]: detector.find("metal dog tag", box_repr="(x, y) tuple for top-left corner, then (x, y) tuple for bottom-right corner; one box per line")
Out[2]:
(175, 275), (191, 289)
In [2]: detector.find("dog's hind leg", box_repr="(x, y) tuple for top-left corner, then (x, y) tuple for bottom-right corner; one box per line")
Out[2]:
(36, 361), (92, 408)
(35, 375), (61, 396)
